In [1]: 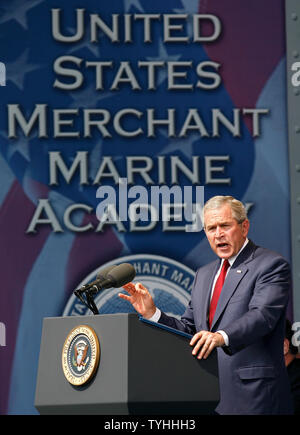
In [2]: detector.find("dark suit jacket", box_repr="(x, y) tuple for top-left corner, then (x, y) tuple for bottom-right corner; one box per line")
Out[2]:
(287, 358), (300, 414)
(158, 240), (293, 414)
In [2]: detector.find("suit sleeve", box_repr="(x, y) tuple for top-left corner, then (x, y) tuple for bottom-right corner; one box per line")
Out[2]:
(157, 269), (199, 336)
(158, 299), (196, 336)
(222, 256), (291, 355)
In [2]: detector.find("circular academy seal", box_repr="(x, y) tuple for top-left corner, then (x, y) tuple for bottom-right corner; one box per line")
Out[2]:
(63, 255), (195, 319)
(62, 325), (100, 386)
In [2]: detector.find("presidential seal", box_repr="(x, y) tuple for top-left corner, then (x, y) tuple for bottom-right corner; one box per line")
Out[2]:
(62, 325), (100, 386)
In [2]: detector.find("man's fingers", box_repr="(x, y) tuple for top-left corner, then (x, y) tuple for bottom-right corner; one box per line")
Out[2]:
(135, 283), (148, 295)
(189, 331), (203, 346)
(198, 339), (215, 359)
(191, 334), (209, 356)
(198, 337), (216, 359)
(122, 282), (136, 294)
(122, 282), (148, 295)
(120, 282), (150, 304)
(118, 293), (132, 302)
(136, 282), (147, 290)
(190, 331), (220, 359)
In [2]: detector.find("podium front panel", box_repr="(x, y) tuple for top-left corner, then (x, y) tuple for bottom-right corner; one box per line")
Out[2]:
(35, 314), (219, 414)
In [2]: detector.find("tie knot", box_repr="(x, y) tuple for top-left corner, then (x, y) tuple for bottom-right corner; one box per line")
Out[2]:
(222, 259), (230, 271)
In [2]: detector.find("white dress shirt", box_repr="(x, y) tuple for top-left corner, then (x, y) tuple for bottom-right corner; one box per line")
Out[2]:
(148, 238), (249, 347)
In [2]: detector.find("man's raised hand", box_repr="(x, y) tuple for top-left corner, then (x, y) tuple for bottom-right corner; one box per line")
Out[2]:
(118, 282), (156, 319)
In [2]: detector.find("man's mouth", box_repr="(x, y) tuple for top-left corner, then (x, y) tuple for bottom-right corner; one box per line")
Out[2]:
(217, 242), (229, 248)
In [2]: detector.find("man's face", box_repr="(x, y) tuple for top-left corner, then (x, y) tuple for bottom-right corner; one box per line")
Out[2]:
(204, 204), (249, 259)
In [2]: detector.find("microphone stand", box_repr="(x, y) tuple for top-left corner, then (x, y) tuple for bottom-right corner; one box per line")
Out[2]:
(74, 287), (99, 315)
(86, 291), (99, 315)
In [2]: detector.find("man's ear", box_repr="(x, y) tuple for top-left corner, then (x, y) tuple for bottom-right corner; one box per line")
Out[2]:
(284, 338), (289, 356)
(242, 219), (250, 236)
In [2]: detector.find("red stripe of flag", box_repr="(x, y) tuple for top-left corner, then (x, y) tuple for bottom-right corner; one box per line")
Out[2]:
(0, 180), (51, 414)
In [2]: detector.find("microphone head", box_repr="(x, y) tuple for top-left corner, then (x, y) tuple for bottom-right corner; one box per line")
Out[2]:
(106, 263), (136, 287)
(96, 264), (117, 281)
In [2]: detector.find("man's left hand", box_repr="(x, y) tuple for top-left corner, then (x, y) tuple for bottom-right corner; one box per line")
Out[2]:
(190, 331), (225, 359)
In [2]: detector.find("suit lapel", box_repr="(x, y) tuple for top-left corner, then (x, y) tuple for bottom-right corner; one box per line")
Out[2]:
(210, 267), (248, 330)
(201, 260), (220, 329)
(210, 240), (256, 330)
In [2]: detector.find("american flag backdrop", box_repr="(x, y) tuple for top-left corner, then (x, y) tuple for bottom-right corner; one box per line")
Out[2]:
(0, 0), (291, 414)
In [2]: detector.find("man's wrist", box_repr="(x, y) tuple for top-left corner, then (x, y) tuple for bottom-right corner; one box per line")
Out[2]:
(216, 330), (229, 346)
(146, 307), (161, 322)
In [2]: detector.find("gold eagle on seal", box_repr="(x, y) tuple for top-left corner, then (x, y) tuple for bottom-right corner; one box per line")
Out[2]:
(73, 340), (89, 371)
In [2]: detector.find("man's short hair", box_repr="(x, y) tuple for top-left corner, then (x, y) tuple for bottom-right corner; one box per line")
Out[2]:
(202, 196), (248, 226)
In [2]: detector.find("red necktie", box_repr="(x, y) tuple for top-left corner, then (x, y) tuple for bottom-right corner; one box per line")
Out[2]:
(209, 259), (230, 328)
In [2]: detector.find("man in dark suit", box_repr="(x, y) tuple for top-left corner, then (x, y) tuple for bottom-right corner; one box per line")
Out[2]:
(119, 195), (293, 414)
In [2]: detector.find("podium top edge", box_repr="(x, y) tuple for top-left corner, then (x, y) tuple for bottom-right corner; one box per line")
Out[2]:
(42, 313), (139, 321)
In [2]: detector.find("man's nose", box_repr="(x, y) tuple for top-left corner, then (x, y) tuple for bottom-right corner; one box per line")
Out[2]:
(215, 226), (223, 237)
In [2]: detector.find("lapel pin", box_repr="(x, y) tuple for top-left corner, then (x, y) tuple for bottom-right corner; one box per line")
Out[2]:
(237, 270), (242, 273)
